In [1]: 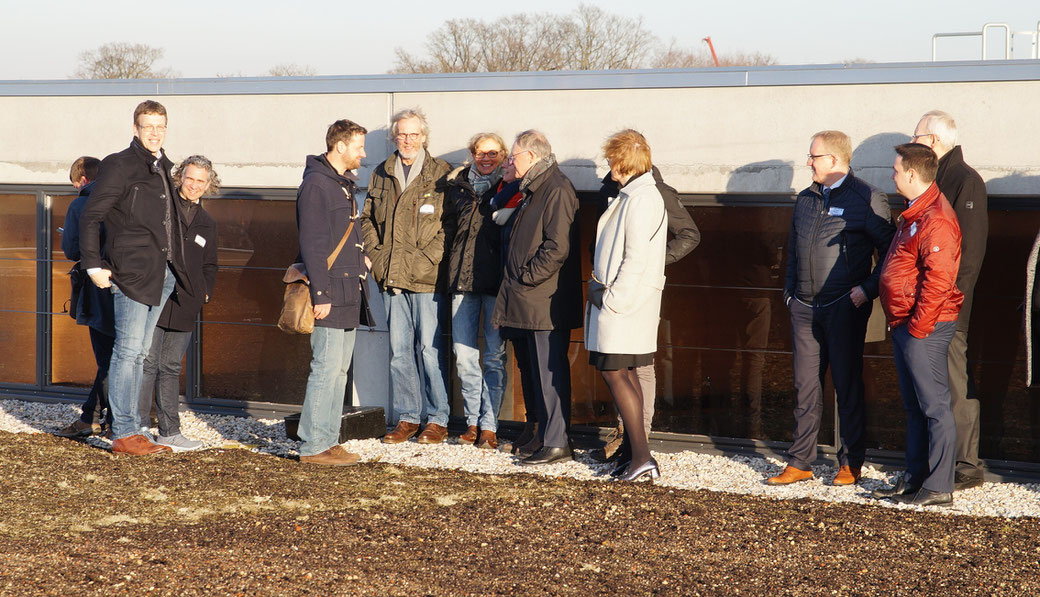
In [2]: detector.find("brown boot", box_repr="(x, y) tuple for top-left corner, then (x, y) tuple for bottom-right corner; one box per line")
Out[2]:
(476, 430), (498, 450)
(458, 425), (479, 445)
(111, 434), (172, 455)
(382, 421), (420, 444)
(766, 465), (813, 486)
(300, 446), (361, 466)
(416, 423), (448, 445)
(832, 465), (862, 486)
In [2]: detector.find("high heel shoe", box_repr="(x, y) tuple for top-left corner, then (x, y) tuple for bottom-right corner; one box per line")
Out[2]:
(619, 458), (660, 482)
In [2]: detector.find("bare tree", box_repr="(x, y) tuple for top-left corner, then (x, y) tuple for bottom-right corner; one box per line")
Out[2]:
(73, 42), (174, 79)
(653, 41), (779, 69)
(391, 4), (659, 73)
(267, 63), (318, 77)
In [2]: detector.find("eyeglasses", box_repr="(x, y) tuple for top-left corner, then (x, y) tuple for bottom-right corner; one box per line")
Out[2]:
(506, 150), (531, 164)
(136, 124), (167, 134)
(807, 153), (834, 162)
(395, 132), (422, 141)
(910, 133), (935, 142)
(474, 151), (500, 159)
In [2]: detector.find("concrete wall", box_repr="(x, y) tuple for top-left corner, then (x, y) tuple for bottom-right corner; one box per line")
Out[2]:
(2, 63), (1040, 196)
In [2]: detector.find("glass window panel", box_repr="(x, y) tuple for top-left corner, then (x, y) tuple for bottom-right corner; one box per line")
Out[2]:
(0, 193), (37, 384)
(49, 194), (98, 388)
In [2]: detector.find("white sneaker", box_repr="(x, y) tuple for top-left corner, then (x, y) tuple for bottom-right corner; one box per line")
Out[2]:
(155, 433), (204, 452)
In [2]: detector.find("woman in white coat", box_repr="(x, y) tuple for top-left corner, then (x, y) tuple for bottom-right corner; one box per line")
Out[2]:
(586, 130), (667, 482)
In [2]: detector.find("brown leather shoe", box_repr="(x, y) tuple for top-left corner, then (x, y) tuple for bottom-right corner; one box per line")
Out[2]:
(111, 434), (172, 455)
(832, 465), (862, 486)
(382, 421), (420, 444)
(300, 446), (360, 466)
(766, 465), (813, 486)
(476, 430), (498, 450)
(458, 425), (479, 445)
(416, 423), (448, 445)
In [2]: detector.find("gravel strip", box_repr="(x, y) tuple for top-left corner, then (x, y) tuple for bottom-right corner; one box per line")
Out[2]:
(4, 398), (1038, 518)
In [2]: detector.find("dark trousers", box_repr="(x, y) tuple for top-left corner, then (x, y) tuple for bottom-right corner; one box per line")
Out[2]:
(79, 327), (115, 427)
(508, 333), (538, 424)
(788, 297), (870, 470)
(893, 321), (957, 493)
(139, 327), (193, 437)
(521, 328), (572, 448)
(947, 329), (983, 479)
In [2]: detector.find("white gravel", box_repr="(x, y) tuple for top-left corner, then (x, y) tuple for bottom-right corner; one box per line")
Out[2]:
(4, 398), (1038, 518)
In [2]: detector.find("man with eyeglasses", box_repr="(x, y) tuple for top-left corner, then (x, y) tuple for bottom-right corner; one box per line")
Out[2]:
(767, 130), (895, 487)
(79, 100), (187, 455)
(911, 110), (989, 492)
(361, 108), (456, 445)
(492, 130), (583, 466)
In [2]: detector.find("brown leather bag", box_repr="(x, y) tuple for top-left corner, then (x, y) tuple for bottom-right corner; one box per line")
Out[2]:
(277, 220), (355, 334)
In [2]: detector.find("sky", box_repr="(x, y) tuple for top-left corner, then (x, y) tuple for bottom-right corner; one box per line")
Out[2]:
(3, 0), (1038, 80)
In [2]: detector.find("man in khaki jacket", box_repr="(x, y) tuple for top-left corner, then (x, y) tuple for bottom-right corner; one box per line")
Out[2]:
(361, 108), (456, 445)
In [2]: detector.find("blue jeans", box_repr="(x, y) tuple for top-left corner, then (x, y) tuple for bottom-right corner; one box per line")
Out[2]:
(109, 266), (175, 440)
(451, 293), (507, 431)
(299, 326), (357, 456)
(140, 327), (193, 437)
(384, 291), (450, 427)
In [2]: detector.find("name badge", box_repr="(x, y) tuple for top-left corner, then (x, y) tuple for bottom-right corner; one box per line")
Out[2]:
(828, 207), (844, 216)
(419, 204), (435, 214)
(195, 234), (207, 247)
(909, 222), (917, 237)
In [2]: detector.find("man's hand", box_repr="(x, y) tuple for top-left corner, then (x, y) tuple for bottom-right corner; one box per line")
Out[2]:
(849, 286), (868, 307)
(364, 255), (372, 271)
(313, 303), (331, 320)
(89, 269), (113, 289)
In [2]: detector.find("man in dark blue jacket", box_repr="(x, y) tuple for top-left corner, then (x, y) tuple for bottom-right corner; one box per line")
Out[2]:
(295, 119), (372, 465)
(56, 156), (116, 438)
(768, 130), (895, 487)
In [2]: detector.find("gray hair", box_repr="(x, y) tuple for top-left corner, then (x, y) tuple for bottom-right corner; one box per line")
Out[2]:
(172, 154), (220, 195)
(920, 110), (958, 149)
(514, 129), (552, 159)
(390, 108), (430, 148)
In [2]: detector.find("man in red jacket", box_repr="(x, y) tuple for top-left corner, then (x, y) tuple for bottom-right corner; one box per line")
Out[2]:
(872, 143), (963, 507)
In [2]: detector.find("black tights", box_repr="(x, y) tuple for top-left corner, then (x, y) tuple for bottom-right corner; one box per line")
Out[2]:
(601, 367), (649, 465)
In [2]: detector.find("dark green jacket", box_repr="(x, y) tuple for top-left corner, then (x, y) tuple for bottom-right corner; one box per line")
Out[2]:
(361, 150), (454, 293)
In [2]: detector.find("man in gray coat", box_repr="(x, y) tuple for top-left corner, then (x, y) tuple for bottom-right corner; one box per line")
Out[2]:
(911, 110), (989, 491)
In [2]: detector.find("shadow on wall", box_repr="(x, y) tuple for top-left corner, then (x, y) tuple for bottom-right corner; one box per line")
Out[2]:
(970, 172), (1040, 462)
(850, 132), (911, 193)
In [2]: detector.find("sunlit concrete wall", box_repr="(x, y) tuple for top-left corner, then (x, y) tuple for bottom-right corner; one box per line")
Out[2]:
(2, 64), (1039, 195)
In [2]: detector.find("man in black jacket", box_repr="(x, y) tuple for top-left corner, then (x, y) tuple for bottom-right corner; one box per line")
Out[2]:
(80, 101), (186, 455)
(137, 155), (220, 452)
(912, 110), (989, 491)
(295, 119), (371, 466)
(768, 130), (895, 487)
(594, 166), (700, 461)
(492, 130), (583, 466)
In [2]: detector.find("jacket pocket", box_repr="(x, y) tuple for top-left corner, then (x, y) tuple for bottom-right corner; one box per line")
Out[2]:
(330, 274), (361, 307)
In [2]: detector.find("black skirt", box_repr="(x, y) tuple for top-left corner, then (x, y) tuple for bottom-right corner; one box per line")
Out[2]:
(589, 351), (654, 371)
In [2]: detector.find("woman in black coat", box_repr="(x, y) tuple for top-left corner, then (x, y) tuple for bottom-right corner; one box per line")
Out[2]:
(137, 156), (219, 451)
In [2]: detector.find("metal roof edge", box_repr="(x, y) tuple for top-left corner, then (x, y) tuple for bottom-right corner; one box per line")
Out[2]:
(1, 60), (1039, 96)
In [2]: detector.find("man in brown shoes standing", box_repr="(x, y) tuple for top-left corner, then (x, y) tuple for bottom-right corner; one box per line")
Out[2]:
(295, 120), (373, 466)
(767, 131), (895, 487)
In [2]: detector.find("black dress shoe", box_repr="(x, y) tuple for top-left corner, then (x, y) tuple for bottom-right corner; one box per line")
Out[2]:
(619, 458), (661, 482)
(871, 477), (920, 500)
(895, 487), (953, 507)
(520, 446), (572, 466)
(954, 472), (984, 492)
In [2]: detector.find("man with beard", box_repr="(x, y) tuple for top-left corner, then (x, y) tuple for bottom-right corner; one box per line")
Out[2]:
(296, 119), (372, 465)
(361, 109), (455, 445)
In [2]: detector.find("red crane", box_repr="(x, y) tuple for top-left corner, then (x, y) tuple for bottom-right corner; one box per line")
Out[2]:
(703, 37), (720, 67)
